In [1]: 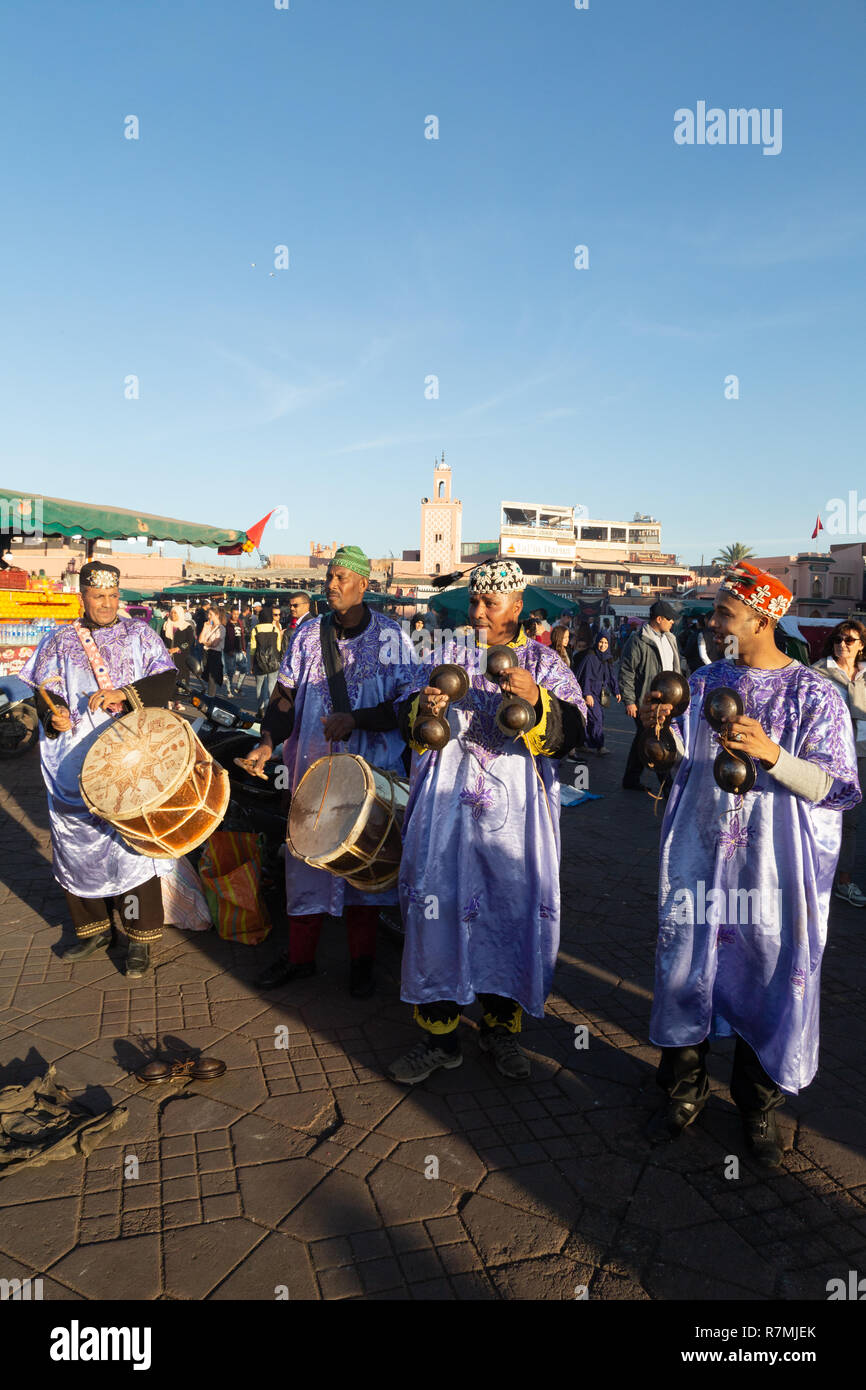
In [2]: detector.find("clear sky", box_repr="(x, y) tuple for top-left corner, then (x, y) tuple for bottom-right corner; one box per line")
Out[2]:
(2, 1), (864, 569)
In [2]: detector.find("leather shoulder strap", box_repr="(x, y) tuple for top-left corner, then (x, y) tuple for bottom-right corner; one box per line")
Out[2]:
(320, 614), (352, 714)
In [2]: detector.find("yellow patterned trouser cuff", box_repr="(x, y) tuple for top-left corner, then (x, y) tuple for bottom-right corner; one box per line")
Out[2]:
(75, 916), (112, 941)
(414, 1005), (460, 1034)
(125, 926), (163, 944)
(483, 1004), (523, 1034)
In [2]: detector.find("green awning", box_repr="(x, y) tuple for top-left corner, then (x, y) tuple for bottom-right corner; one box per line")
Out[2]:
(0, 488), (244, 548)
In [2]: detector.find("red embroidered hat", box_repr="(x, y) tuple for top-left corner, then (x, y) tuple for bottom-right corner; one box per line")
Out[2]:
(719, 562), (793, 622)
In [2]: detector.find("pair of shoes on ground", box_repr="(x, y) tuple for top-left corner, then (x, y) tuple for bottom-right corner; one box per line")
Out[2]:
(389, 1027), (531, 1084)
(65, 930), (150, 978)
(834, 880), (866, 907)
(255, 951), (375, 999)
(645, 1098), (783, 1168)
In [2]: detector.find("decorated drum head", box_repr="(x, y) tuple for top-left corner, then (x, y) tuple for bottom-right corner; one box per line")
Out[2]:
(289, 754), (372, 861)
(80, 708), (195, 823)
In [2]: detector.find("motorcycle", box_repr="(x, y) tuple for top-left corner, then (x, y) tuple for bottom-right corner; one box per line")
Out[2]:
(186, 686), (288, 890)
(0, 675), (39, 759)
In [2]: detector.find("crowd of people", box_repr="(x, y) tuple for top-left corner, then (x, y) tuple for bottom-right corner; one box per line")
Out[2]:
(16, 551), (865, 1172)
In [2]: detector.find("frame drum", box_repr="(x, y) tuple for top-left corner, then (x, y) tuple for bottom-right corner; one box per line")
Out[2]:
(288, 753), (409, 892)
(80, 707), (230, 858)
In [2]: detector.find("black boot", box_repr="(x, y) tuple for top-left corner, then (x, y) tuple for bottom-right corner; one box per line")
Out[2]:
(349, 955), (375, 999)
(64, 929), (112, 962)
(126, 941), (151, 978)
(645, 1099), (705, 1144)
(255, 951), (316, 989)
(742, 1109), (783, 1168)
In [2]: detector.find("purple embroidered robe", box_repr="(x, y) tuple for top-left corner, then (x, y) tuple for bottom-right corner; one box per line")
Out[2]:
(651, 659), (860, 1093)
(19, 619), (176, 897)
(278, 611), (416, 914)
(398, 634), (587, 1017)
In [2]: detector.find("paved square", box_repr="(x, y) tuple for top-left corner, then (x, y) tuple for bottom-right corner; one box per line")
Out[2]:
(2, 703), (865, 1300)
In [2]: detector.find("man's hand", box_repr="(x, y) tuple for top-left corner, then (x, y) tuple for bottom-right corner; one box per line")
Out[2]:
(322, 712), (356, 742)
(500, 667), (540, 705)
(626, 702), (638, 720)
(51, 707), (71, 733)
(615, 693), (621, 703)
(88, 689), (127, 713)
(243, 741), (274, 775)
(585, 694), (595, 708)
(721, 715), (780, 767)
(638, 695), (672, 728)
(418, 686), (449, 718)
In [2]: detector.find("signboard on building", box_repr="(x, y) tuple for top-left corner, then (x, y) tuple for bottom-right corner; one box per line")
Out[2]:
(500, 536), (577, 561)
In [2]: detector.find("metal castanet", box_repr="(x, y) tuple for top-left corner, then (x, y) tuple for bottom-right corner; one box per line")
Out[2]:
(483, 644), (538, 738)
(648, 671), (690, 717)
(638, 672), (690, 770)
(713, 747), (757, 794)
(702, 687), (756, 792)
(703, 686), (744, 731)
(414, 663), (470, 748)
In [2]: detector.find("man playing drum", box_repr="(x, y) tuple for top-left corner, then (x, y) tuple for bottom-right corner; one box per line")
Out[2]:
(388, 559), (588, 1083)
(19, 562), (179, 977)
(246, 546), (415, 998)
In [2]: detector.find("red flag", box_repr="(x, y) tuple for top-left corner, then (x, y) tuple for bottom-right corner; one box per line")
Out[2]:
(811, 515), (823, 540)
(218, 509), (276, 555)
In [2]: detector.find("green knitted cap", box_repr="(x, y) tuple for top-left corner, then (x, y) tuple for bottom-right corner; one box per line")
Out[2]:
(331, 545), (371, 578)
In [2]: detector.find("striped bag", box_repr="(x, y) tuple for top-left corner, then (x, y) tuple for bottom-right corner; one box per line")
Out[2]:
(197, 831), (272, 945)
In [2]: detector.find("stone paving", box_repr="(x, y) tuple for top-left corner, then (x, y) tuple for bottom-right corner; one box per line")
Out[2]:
(2, 699), (866, 1301)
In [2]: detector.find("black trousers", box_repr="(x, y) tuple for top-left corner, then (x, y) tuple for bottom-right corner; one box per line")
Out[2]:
(657, 1035), (783, 1115)
(624, 715), (671, 794)
(64, 875), (164, 945)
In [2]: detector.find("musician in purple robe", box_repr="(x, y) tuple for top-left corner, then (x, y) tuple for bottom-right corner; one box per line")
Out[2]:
(244, 546), (416, 998)
(19, 562), (177, 977)
(388, 559), (588, 1085)
(641, 563), (860, 1167)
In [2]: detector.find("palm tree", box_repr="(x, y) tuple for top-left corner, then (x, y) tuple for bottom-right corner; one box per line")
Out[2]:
(711, 542), (754, 570)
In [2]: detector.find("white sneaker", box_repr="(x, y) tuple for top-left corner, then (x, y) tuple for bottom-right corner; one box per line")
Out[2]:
(835, 881), (866, 907)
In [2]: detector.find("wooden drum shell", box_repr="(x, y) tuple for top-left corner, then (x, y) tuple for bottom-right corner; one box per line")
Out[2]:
(80, 708), (230, 859)
(287, 753), (409, 893)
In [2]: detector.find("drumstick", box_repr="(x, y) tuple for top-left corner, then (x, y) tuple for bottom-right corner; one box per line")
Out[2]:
(38, 683), (63, 715)
(313, 747), (335, 831)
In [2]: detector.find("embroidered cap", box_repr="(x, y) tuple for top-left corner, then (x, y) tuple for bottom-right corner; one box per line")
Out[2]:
(467, 559), (525, 594)
(79, 561), (121, 591)
(719, 561), (793, 622)
(330, 545), (371, 579)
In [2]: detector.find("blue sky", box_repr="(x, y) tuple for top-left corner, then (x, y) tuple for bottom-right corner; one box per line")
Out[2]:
(2, 1), (865, 569)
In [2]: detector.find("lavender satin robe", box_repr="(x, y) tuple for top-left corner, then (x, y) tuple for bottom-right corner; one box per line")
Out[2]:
(651, 659), (860, 1093)
(398, 635), (587, 1017)
(19, 619), (176, 898)
(279, 612), (416, 915)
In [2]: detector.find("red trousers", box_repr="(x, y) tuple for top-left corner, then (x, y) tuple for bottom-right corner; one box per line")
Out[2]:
(288, 906), (379, 964)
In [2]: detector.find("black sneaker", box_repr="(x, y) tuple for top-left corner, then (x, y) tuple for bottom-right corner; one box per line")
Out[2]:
(255, 952), (316, 989)
(349, 955), (375, 999)
(742, 1109), (783, 1168)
